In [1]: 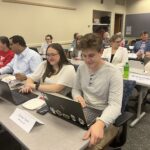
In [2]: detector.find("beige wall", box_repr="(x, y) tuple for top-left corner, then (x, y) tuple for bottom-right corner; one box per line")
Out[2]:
(125, 0), (150, 40)
(126, 0), (150, 14)
(0, 0), (126, 47)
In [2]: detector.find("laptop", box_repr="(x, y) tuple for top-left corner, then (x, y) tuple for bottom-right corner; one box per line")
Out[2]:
(45, 93), (102, 129)
(0, 80), (38, 105)
(129, 60), (145, 74)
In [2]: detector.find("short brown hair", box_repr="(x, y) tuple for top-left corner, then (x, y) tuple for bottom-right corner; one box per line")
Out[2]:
(79, 33), (103, 52)
(110, 34), (122, 42)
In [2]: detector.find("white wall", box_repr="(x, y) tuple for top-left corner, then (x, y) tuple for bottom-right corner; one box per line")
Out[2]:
(125, 0), (150, 40)
(0, 0), (126, 47)
(126, 0), (150, 14)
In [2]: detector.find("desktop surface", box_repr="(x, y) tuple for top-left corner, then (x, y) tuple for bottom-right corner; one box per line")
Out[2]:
(0, 101), (88, 150)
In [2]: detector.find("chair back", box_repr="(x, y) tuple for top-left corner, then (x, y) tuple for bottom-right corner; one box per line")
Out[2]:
(121, 80), (136, 113)
(30, 47), (39, 53)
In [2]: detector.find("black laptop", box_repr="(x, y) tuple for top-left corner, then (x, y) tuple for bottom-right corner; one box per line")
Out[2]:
(0, 80), (38, 105)
(45, 93), (102, 129)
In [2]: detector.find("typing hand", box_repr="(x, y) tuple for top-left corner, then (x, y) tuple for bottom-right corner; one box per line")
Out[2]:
(83, 120), (105, 147)
(19, 84), (34, 93)
(75, 96), (86, 108)
(15, 73), (27, 81)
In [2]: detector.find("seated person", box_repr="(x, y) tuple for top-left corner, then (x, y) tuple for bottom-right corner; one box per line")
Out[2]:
(103, 31), (110, 48)
(0, 35), (42, 81)
(0, 36), (14, 68)
(72, 35), (82, 60)
(102, 34), (128, 68)
(20, 43), (76, 96)
(133, 31), (150, 59)
(116, 32), (125, 47)
(71, 33), (79, 51)
(39, 34), (53, 59)
(72, 33), (123, 147)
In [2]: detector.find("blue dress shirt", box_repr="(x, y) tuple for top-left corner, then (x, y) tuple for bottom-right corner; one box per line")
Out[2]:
(0, 47), (42, 76)
(133, 40), (150, 53)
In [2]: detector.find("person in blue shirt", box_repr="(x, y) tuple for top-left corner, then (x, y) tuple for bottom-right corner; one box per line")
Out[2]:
(133, 31), (150, 59)
(0, 35), (42, 81)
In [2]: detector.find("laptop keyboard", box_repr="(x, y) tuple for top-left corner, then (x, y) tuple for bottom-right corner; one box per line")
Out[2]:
(11, 89), (37, 105)
(83, 107), (102, 124)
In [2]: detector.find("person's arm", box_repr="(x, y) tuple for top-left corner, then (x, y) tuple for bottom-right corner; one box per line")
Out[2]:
(0, 57), (15, 74)
(72, 67), (86, 107)
(20, 61), (46, 93)
(15, 73), (27, 81)
(33, 65), (76, 93)
(34, 65), (76, 93)
(20, 78), (35, 93)
(29, 83), (65, 93)
(22, 65), (76, 94)
(116, 48), (128, 67)
(97, 70), (123, 126)
(83, 119), (105, 147)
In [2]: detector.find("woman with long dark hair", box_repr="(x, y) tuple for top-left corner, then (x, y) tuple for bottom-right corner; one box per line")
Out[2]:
(20, 43), (76, 95)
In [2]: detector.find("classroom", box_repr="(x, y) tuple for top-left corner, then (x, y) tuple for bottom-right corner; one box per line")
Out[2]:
(0, 0), (150, 150)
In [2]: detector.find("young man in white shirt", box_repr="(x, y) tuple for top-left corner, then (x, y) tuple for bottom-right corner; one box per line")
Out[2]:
(72, 33), (123, 148)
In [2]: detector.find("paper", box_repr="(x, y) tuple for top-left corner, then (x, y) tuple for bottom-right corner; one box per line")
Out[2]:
(10, 108), (44, 133)
(129, 73), (150, 86)
(126, 26), (132, 35)
(128, 53), (137, 59)
(1, 75), (16, 83)
(22, 98), (46, 110)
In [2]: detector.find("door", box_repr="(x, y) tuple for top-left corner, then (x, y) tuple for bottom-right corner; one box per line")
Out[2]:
(114, 14), (123, 34)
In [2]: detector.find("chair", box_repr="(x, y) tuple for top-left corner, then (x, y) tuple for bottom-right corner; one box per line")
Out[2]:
(0, 124), (26, 150)
(29, 47), (39, 53)
(109, 80), (136, 150)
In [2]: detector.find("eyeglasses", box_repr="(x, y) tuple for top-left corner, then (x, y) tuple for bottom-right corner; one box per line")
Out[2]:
(45, 38), (51, 40)
(46, 53), (58, 57)
(115, 40), (121, 43)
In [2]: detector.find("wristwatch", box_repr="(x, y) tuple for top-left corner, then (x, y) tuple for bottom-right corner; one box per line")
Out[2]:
(35, 83), (40, 90)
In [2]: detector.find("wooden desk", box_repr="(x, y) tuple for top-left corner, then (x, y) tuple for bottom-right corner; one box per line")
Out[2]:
(0, 101), (88, 150)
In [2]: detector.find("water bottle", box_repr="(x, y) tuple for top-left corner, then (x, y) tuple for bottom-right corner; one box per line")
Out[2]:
(123, 62), (129, 79)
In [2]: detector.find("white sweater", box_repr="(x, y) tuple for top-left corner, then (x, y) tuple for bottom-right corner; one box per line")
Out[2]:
(72, 62), (123, 125)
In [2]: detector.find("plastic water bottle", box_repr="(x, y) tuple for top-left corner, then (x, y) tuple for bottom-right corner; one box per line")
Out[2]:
(123, 62), (129, 79)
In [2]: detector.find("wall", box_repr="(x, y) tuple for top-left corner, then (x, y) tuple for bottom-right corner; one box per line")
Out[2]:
(125, 0), (150, 40)
(126, 0), (150, 14)
(0, 0), (126, 47)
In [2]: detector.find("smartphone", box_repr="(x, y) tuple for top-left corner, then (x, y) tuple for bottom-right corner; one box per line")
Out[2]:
(36, 105), (49, 115)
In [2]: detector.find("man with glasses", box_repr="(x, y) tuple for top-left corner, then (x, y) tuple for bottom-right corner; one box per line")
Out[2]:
(133, 31), (150, 59)
(72, 33), (123, 148)
(0, 35), (42, 81)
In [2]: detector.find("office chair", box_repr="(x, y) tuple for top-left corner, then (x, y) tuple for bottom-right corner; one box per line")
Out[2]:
(0, 124), (26, 150)
(29, 47), (39, 53)
(109, 80), (136, 150)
